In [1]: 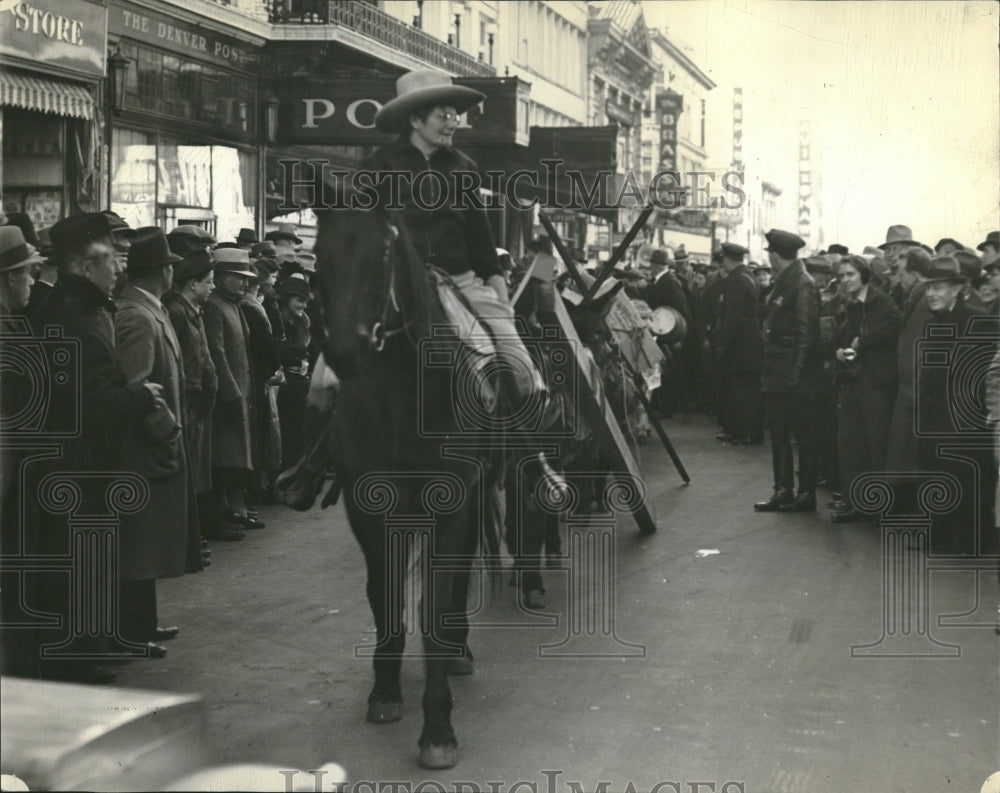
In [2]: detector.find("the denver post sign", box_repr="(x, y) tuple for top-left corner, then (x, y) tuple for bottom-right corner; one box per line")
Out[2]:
(276, 76), (529, 148)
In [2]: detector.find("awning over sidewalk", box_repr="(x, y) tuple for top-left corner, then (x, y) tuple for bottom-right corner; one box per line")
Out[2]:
(0, 73), (95, 120)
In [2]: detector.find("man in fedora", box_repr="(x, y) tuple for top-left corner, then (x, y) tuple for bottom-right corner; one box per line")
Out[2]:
(935, 237), (964, 256)
(754, 229), (822, 513)
(163, 247), (232, 544)
(914, 255), (990, 554)
(714, 242), (763, 445)
(204, 248), (259, 534)
(116, 227), (203, 657)
(0, 224), (40, 317)
(976, 231), (999, 267)
(364, 68), (563, 491)
(8, 214), (164, 682)
(236, 227), (258, 251)
(877, 224), (922, 273)
(644, 247), (691, 417)
(264, 222), (302, 257)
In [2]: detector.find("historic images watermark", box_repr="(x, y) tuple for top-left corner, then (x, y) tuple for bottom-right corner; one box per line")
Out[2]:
(279, 769), (747, 793)
(0, 318), (154, 663)
(273, 159), (747, 214)
(849, 314), (999, 658)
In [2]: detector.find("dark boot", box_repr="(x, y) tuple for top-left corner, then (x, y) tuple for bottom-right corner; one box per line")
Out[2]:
(776, 491), (817, 512)
(754, 488), (794, 512)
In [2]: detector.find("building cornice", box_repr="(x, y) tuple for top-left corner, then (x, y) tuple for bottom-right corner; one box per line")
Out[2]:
(649, 28), (715, 91)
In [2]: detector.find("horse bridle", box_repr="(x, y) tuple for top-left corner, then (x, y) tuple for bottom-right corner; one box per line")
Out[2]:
(369, 220), (408, 353)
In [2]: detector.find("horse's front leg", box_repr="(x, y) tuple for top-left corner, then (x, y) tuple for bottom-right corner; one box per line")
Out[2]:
(353, 512), (406, 723)
(418, 563), (462, 769)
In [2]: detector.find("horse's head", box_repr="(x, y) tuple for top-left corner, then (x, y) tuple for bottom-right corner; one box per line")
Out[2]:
(314, 208), (434, 379)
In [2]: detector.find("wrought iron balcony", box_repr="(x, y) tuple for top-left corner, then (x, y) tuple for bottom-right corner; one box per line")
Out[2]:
(268, 0), (496, 78)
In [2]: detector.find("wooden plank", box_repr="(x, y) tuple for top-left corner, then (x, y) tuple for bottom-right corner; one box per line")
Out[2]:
(550, 292), (658, 534)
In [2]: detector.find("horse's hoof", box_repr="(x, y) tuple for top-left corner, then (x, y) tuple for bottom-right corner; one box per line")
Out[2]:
(418, 743), (458, 770)
(523, 589), (545, 609)
(447, 656), (474, 676)
(366, 701), (402, 723)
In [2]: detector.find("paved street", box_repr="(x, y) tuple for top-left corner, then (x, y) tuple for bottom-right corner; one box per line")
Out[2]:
(114, 414), (998, 792)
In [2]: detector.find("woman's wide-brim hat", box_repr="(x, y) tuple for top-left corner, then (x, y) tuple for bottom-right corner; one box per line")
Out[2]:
(0, 225), (44, 273)
(374, 69), (485, 133)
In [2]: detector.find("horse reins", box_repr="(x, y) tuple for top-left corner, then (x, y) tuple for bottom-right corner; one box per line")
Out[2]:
(370, 222), (408, 353)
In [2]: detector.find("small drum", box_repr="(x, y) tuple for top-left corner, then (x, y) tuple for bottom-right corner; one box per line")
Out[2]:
(649, 306), (687, 344)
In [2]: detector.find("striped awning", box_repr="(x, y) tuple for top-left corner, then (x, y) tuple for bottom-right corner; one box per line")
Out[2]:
(0, 73), (94, 120)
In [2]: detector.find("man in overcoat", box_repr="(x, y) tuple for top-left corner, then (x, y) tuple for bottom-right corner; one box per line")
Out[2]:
(162, 246), (231, 542)
(115, 228), (201, 656)
(754, 229), (822, 512)
(714, 242), (763, 444)
(204, 248), (257, 531)
(6, 214), (161, 682)
(914, 256), (989, 554)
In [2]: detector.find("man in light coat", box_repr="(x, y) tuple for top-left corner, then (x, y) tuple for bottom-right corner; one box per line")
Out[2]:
(115, 228), (202, 657)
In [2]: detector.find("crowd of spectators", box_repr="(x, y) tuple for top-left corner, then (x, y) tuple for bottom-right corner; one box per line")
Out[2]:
(0, 211), (321, 683)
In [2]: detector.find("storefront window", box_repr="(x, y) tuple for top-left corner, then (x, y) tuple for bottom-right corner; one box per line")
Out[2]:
(110, 128), (256, 238)
(2, 108), (65, 225)
(211, 146), (256, 244)
(111, 128), (156, 228)
(120, 42), (255, 133)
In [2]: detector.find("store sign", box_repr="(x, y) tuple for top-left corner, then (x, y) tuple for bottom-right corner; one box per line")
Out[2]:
(108, 2), (261, 69)
(0, 0), (108, 79)
(278, 76), (529, 147)
(655, 89), (683, 173)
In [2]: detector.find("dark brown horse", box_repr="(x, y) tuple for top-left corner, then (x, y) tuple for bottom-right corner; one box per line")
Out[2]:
(313, 207), (505, 770)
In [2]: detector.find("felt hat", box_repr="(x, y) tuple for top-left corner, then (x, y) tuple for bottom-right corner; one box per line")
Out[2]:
(0, 225), (44, 273)
(804, 255), (833, 275)
(827, 243), (849, 255)
(236, 227), (258, 246)
(251, 240), (278, 259)
(674, 244), (690, 262)
(649, 249), (672, 267)
(374, 69), (485, 134)
(278, 272), (312, 301)
(254, 256), (280, 274)
(49, 213), (114, 260)
(877, 224), (921, 250)
(977, 231), (1000, 252)
(174, 248), (214, 282)
(764, 229), (805, 258)
(295, 251), (317, 272)
(902, 247), (931, 276)
(213, 247), (256, 278)
(953, 248), (983, 279)
(264, 223), (303, 245)
(126, 227), (184, 271)
(923, 255), (967, 284)
(168, 224), (216, 244)
(934, 237), (964, 253)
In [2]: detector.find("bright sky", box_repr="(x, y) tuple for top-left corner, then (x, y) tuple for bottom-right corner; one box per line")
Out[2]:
(642, 0), (1000, 252)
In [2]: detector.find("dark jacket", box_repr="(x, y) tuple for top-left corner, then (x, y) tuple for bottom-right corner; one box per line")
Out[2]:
(644, 270), (691, 325)
(716, 264), (763, 371)
(761, 260), (821, 393)
(162, 290), (217, 422)
(835, 285), (902, 389)
(916, 297), (986, 437)
(363, 135), (502, 283)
